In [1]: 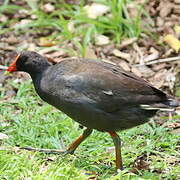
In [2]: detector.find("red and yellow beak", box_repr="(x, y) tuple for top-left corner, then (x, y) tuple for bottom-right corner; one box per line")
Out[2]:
(7, 54), (20, 72)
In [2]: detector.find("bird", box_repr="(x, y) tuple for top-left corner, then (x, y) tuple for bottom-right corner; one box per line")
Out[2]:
(7, 51), (179, 170)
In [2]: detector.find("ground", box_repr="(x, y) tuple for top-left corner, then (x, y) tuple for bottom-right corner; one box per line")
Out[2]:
(0, 1), (180, 179)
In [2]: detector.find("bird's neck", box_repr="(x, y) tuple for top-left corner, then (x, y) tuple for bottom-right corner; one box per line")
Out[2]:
(28, 63), (51, 79)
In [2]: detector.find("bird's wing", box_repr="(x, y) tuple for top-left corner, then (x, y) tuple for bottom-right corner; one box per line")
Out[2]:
(51, 59), (168, 113)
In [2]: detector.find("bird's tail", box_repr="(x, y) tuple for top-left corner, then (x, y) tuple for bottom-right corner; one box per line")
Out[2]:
(140, 98), (179, 111)
(163, 98), (179, 107)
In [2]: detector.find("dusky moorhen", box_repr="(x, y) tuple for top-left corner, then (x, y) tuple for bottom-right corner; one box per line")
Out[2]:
(7, 51), (179, 170)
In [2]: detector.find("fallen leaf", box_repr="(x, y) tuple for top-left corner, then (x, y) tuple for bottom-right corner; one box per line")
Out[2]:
(119, 37), (137, 49)
(164, 34), (180, 52)
(149, 69), (167, 88)
(38, 46), (59, 54)
(113, 49), (131, 61)
(144, 47), (159, 62)
(28, 43), (36, 51)
(14, 19), (32, 29)
(173, 5), (180, 15)
(159, 1), (173, 18)
(0, 14), (7, 22)
(174, 25), (180, 34)
(84, 3), (110, 19)
(175, 0), (180, 3)
(131, 66), (142, 77)
(43, 3), (55, 13)
(166, 122), (180, 129)
(38, 37), (56, 47)
(156, 17), (164, 27)
(137, 65), (154, 77)
(152, 63), (166, 71)
(3, 35), (19, 45)
(130, 153), (150, 173)
(84, 47), (97, 59)
(119, 61), (131, 71)
(133, 43), (144, 64)
(95, 35), (110, 45)
(48, 50), (67, 59)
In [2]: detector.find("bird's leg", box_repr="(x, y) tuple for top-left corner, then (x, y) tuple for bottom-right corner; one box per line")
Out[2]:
(108, 131), (123, 170)
(20, 128), (93, 155)
(66, 128), (93, 154)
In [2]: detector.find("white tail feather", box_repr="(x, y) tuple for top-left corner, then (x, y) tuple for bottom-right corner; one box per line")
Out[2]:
(140, 104), (175, 112)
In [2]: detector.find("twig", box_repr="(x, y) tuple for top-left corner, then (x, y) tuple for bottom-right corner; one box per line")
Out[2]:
(135, 56), (180, 66)
(20, 147), (67, 154)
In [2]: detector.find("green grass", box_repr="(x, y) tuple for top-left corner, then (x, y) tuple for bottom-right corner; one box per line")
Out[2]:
(0, 79), (179, 179)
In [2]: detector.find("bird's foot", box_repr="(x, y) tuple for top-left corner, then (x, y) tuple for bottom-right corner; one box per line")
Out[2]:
(19, 147), (73, 155)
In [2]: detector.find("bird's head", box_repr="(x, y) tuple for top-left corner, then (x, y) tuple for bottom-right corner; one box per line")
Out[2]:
(7, 51), (51, 74)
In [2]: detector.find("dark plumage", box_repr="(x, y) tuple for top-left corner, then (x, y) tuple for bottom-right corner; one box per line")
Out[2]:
(7, 51), (179, 170)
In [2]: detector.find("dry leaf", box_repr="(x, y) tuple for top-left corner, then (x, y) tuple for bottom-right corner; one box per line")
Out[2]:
(131, 67), (142, 77)
(38, 46), (59, 54)
(164, 34), (180, 52)
(174, 25), (180, 34)
(173, 5), (180, 15)
(84, 3), (110, 19)
(3, 35), (19, 45)
(149, 69), (167, 88)
(43, 3), (55, 13)
(152, 63), (166, 71)
(131, 153), (150, 173)
(119, 61), (131, 71)
(84, 47), (97, 59)
(159, 1), (173, 18)
(166, 122), (180, 128)
(14, 19), (32, 28)
(49, 50), (66, 59)
(113, 49), (131, 61)
(0, 14), (7, 22)
(119, 37), (137, 49)
(95, 35), (110, 45)
(156, 17), (164, 27)
(39, 38), (55, 47)
(133, 43), (144, 64)
(28, 43), (36, 51)
(144, 47), (159, 62)
(175, 0), (180, 3)
(137, 66), (154, 77)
